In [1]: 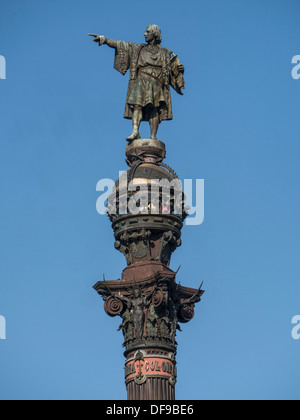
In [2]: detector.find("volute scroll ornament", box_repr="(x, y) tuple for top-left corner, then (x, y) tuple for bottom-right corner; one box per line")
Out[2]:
(104, 296), (124, 317)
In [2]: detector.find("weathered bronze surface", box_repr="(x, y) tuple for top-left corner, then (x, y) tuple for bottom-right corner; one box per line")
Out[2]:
(89, 25), (185, 141)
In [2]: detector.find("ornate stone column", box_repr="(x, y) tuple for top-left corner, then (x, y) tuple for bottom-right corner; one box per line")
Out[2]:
(94, 139), (203, 400)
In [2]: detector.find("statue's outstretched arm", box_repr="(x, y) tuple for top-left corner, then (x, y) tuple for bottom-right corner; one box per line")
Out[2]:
(89, 34), (118, 49)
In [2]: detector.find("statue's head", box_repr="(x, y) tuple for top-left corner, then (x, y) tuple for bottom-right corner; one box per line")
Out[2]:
(132, 287), (142, 298)
(144, 24), (162, 45)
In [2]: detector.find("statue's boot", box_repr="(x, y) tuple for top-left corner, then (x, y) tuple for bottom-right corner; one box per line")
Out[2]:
(126, 127), (141, 142)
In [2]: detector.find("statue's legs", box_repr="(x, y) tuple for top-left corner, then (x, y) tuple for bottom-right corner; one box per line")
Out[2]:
(126, 106), (142, 141)
(149, 107), (160, 140)
(126, 105), (160, 141)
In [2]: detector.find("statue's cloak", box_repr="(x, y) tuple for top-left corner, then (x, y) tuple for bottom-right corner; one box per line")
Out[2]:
(113, 41), (184, 122)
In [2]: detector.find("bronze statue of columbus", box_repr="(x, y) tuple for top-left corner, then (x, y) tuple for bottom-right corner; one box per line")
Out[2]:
(89, 25), (185, 141)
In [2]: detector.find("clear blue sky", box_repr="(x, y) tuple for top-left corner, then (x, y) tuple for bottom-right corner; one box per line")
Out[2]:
(0, 0), (299, 400)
